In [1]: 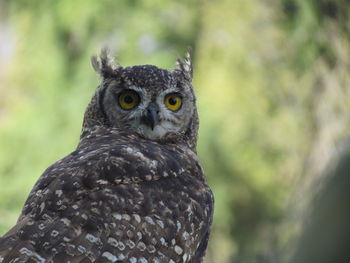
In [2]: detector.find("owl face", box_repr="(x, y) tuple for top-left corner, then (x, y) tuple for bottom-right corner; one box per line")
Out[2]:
(101, 65), (195, 140)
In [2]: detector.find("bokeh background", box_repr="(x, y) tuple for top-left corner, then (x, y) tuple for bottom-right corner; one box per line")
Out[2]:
(1, 0), (350, 262)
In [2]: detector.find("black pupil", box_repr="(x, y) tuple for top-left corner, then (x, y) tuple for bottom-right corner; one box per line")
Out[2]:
(169, 97), (177, 105)
(124, 95), (133, 104)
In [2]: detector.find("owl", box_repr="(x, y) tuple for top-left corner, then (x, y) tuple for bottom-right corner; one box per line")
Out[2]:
(0, 49), (214, 263)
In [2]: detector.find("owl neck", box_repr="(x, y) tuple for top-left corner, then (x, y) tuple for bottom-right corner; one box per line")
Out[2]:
(183, 108), (199, 153)
(80, 85), (110, 138)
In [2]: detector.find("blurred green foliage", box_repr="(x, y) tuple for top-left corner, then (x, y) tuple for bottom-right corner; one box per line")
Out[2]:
(1, 0), (350, 262)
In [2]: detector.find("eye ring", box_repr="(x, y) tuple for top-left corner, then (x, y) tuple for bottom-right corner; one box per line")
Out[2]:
(118, 90), (140, 110)
(164, 93), (183, 111)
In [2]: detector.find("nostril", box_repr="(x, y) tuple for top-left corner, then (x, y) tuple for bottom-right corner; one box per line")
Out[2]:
(147, 108), (159, 114)
(147, 103), (159, 113)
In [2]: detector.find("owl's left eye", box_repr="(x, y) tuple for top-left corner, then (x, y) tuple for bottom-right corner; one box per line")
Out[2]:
(118, 90), (140, 110)
(164, 93), (183, 111)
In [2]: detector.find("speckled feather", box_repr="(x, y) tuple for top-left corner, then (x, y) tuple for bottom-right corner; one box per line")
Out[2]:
(0, 50), (214, 263)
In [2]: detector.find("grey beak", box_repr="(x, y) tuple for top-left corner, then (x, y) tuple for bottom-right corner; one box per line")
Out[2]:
(142, 103), (159, 130)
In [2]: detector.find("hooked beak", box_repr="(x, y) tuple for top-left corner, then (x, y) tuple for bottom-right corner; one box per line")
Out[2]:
(141, 103), (159, 130)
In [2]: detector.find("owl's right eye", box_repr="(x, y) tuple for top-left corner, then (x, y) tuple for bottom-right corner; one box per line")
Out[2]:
(118, 90), (140, 110)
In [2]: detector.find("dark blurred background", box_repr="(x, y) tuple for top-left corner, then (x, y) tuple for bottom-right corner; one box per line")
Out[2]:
(1, 0), (350, 262)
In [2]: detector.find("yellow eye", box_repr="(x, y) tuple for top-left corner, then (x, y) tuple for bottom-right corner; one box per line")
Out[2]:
(118, 90), (140, 110)
(164, 93), (182, 111)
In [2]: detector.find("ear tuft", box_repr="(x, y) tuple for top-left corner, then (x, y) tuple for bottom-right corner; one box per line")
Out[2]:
(174, 49), (193, 81)
(91, 47), (120, 78)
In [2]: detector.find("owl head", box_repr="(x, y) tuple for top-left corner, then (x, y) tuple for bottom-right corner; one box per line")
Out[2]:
(82, 49), (199, 150)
